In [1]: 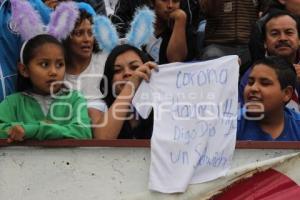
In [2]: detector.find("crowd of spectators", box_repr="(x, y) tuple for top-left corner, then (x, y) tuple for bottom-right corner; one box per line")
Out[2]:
(1, 0), (300, 141)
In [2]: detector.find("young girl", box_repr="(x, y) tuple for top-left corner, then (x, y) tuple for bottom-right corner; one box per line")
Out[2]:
(110, 0), (196, 64)
(92, 44), (157, 139)
(146, 0), (193, 64)
(0, 34), (92, 142)
(63, 6), (108, 126)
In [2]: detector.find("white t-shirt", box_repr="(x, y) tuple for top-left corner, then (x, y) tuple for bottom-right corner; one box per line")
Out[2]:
(133, 56), (239, 193)
(104, 0), (118, 15)
(65, 53), (108, 112)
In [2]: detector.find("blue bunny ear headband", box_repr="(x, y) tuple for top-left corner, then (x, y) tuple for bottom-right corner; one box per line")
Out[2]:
(10, 0), (80, 63)
(93, 7), (155, 53)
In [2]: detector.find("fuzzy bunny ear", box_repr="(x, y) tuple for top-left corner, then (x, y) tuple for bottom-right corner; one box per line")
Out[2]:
(126, 7), (155, 48)
(10, 0), (45, 41)
(47, 2), (79, 40)
(77, 2), (96, 17)
(93, 15), (119, 52)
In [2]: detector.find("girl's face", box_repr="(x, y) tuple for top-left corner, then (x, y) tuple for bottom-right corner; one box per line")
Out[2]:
(22, 43), (65, 95)
(153, 0), (180, 21)
(68, 19), (94, 60)
(112, 50), (143, 95)
(244, 64), (291, 115)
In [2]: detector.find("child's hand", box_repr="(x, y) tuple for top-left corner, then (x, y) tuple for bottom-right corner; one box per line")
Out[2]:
(7, 125), (25, 143)
(43, 0), (59, 8)
(169, 9), (187, 22)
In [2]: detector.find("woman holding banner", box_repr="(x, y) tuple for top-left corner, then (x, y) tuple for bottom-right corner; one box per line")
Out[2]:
(91, 44), (157, 139)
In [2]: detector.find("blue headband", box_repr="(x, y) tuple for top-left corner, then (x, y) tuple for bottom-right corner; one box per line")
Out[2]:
(77, 2), (96, 17)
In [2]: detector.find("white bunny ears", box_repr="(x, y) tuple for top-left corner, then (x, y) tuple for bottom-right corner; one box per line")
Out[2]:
(10, 0), (79, 41)
(93, 7), (155, 53)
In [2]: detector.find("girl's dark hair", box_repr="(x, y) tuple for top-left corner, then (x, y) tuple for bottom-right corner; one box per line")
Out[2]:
(100, 44), (150, 107)
(22, 34), (63, 66)
(17, 34), (64, 92)
(253, 56), (297, 90)
(64, 10), (100, 66)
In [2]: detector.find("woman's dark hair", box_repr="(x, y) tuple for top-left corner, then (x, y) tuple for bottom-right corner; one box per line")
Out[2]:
(100, 44), (150, 107)
(64, 10), (100, 66)
(17, 34), (64, 92)
(253, 56), (297, 90)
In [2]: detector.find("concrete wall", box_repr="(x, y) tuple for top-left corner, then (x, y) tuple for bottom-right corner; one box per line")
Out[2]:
(0, 147), (298, 200)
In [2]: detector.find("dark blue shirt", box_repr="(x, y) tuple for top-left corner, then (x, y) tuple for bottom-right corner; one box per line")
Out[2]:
(237, 108), (300, 141)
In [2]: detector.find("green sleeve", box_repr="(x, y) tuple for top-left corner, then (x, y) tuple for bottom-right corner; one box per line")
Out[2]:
(0, 95), (19, 138)
(23, 92), (92, 140)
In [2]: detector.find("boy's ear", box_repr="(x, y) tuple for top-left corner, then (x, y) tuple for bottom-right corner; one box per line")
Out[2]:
(283, 86), (294, 103)
(18, 63), (29, 78)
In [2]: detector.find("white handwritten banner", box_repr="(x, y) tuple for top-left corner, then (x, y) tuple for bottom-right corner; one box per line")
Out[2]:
(133, 56), (239, 193)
